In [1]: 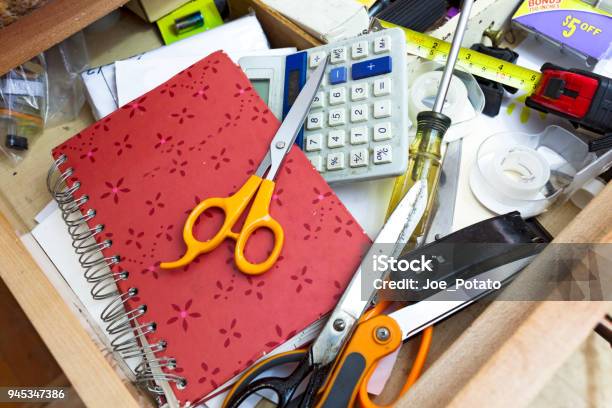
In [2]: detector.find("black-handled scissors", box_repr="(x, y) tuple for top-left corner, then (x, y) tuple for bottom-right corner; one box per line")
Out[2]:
(224, 349), (330, 408)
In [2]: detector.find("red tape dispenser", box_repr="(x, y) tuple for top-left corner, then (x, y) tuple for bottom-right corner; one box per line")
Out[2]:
(526, 63), (612, 149)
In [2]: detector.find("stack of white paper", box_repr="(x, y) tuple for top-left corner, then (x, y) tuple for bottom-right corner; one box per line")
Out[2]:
(81, 15), (271, 119)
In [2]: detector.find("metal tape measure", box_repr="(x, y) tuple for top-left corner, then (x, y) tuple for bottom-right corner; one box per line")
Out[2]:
(379, 20), (542, 93)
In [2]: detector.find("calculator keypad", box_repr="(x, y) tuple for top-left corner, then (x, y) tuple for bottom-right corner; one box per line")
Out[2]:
(373, 145), (393, 164)
(312, 92), (325, 108)
(309, 155), (323, 171)
(303, 28), (408, 183)
(351, 83), (368, 101)
(373, 78), (391, 96)
(328, 130), (346, 148)
(306, 112), (323, 130)
(374, 35), (391, 54)
(309, 52), (326, 68)
(373, 100), (391, 118)
(329, 87), (346, 105)
(350, 126), (368, 145)
(305, 133), (322, 151)
(373, 123), (392, 141)
(351, 56), (392, 80)
(327, 152), (345, 170)
(328, 109), (346, 127)
(330, 47), (347, 64)
(329, 67), (348, 85)
(350, 149), (369, 167)
(351, 41), (369, 60)
(350, 104), (368, 123)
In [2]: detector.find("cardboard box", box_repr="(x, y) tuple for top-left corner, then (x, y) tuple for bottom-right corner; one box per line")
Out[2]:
(259, 0), (369, 43)
(512, 0), (612, 63)
(126, 0), (191, 22)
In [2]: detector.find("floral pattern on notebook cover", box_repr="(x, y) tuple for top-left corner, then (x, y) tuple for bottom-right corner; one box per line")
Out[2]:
(52, 51), (371, 405)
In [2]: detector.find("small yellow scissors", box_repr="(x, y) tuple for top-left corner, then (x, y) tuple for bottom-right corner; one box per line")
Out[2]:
(160, 58), (328, 275)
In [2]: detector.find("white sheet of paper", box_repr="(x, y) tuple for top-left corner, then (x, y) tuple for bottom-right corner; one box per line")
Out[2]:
(333, 178), (395, 239)
(116, 57), (196, 106)
(261, 0), (368, 42)
(31, 210), (181, 407)
(82, 15), (270, 119)
(116, 47), (297, 107)
(81, 63), (119, 120)
(31, 210), (140, 373)
(34, 200), (59, 224)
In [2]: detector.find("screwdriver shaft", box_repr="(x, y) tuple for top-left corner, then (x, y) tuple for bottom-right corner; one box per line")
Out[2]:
(433, 0), (476, 113)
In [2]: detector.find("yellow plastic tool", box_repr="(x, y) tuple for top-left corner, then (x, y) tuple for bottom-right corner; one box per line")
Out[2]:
(159, 175), (283, 275)
(385, 112), (447, 246)
(160, 57), (329, 275)
(380, 1), (480, 246)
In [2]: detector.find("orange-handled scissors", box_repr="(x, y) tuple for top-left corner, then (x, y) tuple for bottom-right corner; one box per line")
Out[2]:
(160, 58), (329, 275)
(222, 181), (430, 408)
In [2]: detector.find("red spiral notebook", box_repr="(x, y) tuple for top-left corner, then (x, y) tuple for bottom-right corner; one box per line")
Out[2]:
(51, 51), (370, 405)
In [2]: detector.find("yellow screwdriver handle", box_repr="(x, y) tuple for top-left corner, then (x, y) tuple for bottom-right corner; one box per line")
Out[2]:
(386, 112), (450, 247)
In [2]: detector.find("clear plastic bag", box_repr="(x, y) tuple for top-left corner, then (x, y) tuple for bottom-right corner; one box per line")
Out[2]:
(44, 32), (89, 127)
(0, 32), (88, 164)
(0, 54), (46, 162)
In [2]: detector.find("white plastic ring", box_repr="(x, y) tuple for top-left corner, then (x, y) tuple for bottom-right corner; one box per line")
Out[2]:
(490, 146), (551, 199)
(408, 71), (468, 124)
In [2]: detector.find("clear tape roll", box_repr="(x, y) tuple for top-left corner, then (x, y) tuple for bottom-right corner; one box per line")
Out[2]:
(470, 147), (552, 217)
(490, 146), (551, 199)
(406, 61), (485, 130)
(469, 126), (596, 218)
(408, 71), (468, 124)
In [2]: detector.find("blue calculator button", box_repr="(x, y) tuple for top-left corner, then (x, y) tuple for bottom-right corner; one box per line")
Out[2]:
(351, 56), (392, 80)
(329, 67), (348, 84)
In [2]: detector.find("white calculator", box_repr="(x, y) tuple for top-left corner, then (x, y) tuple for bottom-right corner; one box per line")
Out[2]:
(239, 28), (409, 184)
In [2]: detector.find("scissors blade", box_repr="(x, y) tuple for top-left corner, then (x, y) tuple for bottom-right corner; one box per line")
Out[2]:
(262, 58), (328, 180)
(423, 139), (462, 244)
(310, 180), (428, 366)
(376, 179), (429, 255)
(332, 179), (428, 320)
(387, 255), (534, 341)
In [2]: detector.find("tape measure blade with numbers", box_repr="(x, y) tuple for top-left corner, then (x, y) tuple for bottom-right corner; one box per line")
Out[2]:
(378, 20), (542, 93)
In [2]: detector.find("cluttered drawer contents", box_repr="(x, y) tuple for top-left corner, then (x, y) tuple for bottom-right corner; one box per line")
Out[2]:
(239, 28), (409, 183)
(5, 0), (612, 407)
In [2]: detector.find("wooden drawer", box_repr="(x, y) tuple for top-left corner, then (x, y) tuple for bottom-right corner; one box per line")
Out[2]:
(0, 5), (610, 408)
(0, 0), (130, 76)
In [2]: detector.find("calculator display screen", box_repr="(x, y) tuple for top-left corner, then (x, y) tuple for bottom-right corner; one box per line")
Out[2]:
(287, 70), (301, 106)
(251, 79), (270, 104)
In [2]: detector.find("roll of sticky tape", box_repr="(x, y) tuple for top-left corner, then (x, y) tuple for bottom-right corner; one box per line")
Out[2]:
(490, 146), (551, 199)
(408, 71), (468, 124)
(470, 126), (598, 218)
(470, 143), (553, 217)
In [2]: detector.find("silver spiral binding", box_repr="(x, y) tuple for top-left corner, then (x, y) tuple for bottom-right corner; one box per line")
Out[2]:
(47, 155), (185, 395)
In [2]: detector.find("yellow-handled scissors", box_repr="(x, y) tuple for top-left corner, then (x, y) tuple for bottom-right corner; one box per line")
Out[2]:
(160, 57), (328, 275)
